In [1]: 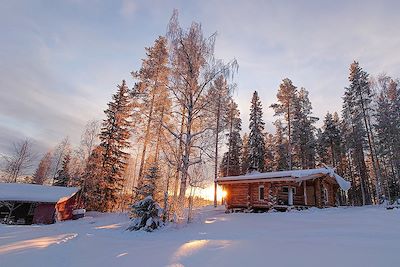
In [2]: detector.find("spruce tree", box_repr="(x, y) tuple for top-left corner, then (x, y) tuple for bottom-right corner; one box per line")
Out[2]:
(135, 163), (161, 201)
(316, 128), (329, 165)
(241, 133), (250, 174)
(248, 91), (266, 172)
(53, 153), (71, 187)
(320, 112), (342, 168)
(51, 137), (70, 184)
(99, 80), (133, 212)
(129, 163), (163, 232)
(292, 88), (318, 169)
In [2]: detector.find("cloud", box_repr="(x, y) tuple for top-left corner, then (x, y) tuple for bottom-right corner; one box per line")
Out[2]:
(1, 0), (400, 157)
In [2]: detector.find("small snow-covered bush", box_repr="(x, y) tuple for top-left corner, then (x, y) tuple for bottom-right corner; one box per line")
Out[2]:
(127, 196), (164, 232)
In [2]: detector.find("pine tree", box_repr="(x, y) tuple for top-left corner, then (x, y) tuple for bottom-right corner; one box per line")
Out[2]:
(273, 120), (289, 171)
(248, 91), (266, 172)
(271, 78), (297, 169)
(374, 76), (400, 200)
(220, 101), (242, 177)
(132, 36), (170, 188)
(33, 151), (52, 185)
(53, 153), (71, 187)
(342, 62), (374, 205)
(99, 80), (133, 212)
(207, 76), (232, 206)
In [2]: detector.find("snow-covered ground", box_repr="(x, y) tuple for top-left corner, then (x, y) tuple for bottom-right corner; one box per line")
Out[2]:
(0, 206), (399, 267)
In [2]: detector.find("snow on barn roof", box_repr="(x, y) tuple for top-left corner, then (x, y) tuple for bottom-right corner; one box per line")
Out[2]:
(217, 167), (351, 191)
(0, 183), (80, 203)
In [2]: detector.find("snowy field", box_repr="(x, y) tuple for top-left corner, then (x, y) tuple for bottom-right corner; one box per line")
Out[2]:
(0, 206), (399, 267)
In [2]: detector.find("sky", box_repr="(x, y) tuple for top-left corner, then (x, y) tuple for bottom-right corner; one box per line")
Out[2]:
(1, 0), (400, 158)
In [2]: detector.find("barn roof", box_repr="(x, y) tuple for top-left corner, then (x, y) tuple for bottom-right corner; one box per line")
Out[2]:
(217, 167), (351, 191)
(0, 183), (80, 203)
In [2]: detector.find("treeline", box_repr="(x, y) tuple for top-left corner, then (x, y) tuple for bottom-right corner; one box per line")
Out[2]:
(220, 62), (400, 206)
(1, 12), (399, 216)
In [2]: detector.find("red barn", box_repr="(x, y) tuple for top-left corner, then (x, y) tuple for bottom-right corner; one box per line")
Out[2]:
(217, 167), (351, 211)
(0, 183), (80, 224)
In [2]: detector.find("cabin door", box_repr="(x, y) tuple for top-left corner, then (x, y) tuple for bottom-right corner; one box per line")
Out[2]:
(306, 186), (316, 206)
(288, 187), (294, 206)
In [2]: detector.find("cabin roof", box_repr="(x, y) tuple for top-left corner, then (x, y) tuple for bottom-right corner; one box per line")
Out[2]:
(217, 167), (351, 191)
(0, 183), (80, 203)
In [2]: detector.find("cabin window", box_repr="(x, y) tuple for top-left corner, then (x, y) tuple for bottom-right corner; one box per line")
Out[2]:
(282, 186), (296, 194)
(259, 185), (265, 201)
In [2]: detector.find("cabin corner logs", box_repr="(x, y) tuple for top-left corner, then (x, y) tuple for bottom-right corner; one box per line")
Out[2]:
(222, 175), (339, 211)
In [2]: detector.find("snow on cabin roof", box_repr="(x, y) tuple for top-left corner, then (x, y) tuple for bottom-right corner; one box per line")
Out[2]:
(217, 167), (351, 191)
(0, 183), (80, 203)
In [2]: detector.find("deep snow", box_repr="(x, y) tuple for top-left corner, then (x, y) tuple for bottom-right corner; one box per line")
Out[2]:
(0, 206), (399, 267)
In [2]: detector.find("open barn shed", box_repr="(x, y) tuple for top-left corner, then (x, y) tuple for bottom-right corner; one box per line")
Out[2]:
(218, 167), (351, 211)
(0, 183), (80, 224)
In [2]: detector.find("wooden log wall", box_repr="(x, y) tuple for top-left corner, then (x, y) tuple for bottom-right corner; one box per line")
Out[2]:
(223, 176), (340, 209)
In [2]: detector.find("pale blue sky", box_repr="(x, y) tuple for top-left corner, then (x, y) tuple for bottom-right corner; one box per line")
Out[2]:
(1, 0), (400, 155)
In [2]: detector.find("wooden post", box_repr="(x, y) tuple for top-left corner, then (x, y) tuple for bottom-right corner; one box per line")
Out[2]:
(315, 179), (322, 208)
(303, 181), (307, 206)
(247, 184), (251, 209)
(214, 180), (218, 207)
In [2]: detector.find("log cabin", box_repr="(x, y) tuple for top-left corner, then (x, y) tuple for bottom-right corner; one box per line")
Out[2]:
(0, 183), (81, 224)
(217, 167), (351, 211)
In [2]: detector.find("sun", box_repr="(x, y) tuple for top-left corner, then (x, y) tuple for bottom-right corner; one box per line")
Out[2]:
(221, 190), (227, 198)
(196, 184), (226, 201)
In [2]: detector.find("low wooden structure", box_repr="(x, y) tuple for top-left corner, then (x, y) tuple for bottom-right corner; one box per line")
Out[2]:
(217, 168), (351, 211)
(0, 183), (80, 224)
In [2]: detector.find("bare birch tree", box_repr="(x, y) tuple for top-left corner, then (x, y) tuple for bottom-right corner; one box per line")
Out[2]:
(78, 120), (100, 163)
(1, 139), (36, 183)
(166, 10), (237, 209)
